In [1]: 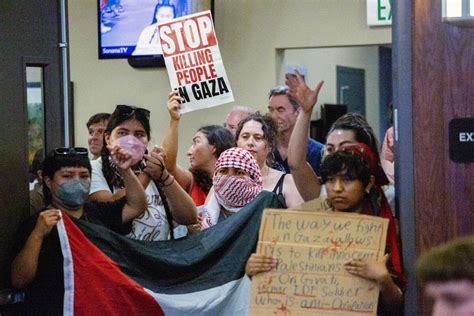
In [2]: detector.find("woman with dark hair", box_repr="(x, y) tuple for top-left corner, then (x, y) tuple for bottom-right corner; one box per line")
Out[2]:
(132, 3), (176, 56)
(235, 112), (303, 208)
(283, 70), (405, 283)
(246, 145), (405, 315)
(10, 146), (148, 314)
(89, 104), (197, 241)
(286, 71), (390, 207)
(163, 91), (235, 206)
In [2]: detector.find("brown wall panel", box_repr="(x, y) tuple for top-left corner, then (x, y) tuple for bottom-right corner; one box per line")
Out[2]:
(412, 0), (474, 314)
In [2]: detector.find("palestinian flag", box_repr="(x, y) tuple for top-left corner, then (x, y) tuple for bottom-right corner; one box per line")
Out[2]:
(57, 192), (278, 315)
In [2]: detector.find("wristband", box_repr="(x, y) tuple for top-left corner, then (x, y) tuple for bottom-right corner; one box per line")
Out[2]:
(161, 174), (175, 187)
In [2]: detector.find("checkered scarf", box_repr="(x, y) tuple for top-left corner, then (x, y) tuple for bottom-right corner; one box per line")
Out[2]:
(213, 148), (262, 210)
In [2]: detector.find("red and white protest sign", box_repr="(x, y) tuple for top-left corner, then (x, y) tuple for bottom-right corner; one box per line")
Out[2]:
(159, 11), (234, 114)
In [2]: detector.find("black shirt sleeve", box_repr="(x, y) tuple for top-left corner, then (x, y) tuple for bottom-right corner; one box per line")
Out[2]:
(82, 197), (132, 234)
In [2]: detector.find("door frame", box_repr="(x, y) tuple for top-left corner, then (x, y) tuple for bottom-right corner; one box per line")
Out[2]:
(392, 1), (417, 315)
(22, 57), (65, 154)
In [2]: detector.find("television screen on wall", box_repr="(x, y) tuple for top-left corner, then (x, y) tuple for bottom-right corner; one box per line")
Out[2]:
(98, 0), (214, 60)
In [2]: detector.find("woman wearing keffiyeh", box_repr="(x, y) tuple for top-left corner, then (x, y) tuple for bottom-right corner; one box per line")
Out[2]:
(199, 147), (263, 229)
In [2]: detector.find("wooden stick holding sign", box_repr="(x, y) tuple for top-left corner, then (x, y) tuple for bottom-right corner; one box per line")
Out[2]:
(249, 205), (388, 316)
(159, 10), (234, 114)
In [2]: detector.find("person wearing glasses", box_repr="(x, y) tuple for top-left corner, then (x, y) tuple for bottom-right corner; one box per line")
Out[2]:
(9, 146), (147, 314)
(89, 104), (197, 241)
(267, 85), (324, 176)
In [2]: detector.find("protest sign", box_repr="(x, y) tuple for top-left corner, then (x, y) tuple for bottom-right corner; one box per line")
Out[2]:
(292, 197), (333, 212)
(158, 10), (234, 113)
(249, 208), (388, 315)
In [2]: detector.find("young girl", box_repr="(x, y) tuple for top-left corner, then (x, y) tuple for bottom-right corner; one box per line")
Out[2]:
(89, 104), (197, 241)
(246, 145), (405, 314)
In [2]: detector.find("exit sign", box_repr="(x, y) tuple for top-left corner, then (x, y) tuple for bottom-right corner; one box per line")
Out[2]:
(367, 0), (392, 26)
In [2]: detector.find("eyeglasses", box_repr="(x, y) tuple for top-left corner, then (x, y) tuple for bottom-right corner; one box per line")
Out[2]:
(114, 104), (150, 120)
(53, 147), (89, 156)
(268, 85), (289, 98)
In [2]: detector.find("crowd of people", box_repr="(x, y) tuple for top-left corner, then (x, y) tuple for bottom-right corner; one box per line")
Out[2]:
(14, 71), (472, 315)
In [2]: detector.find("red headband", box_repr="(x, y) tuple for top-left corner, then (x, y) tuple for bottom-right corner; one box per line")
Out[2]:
(338, 143), (406, 289)
(338, 143), (389, 187)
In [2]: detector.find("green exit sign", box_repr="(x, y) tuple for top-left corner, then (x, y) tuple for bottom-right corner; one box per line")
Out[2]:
(367, 0), (392, 26)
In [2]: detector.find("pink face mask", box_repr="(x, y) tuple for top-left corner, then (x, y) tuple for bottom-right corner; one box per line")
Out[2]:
(113, 135), (146, 161)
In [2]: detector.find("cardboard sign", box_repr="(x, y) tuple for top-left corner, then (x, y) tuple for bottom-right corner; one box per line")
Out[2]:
(159, 11), (234, 113)
(249, 207), (388, 315)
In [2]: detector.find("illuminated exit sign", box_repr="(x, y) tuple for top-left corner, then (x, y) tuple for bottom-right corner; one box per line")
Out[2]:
(367, 0), (392, 26)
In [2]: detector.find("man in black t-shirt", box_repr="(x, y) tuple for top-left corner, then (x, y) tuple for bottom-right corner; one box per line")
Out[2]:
(9, 145), (151, 314)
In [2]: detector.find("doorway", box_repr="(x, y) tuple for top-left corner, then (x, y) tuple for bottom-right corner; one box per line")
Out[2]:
(336, 65), (366, 116)
(0, 0), (66, 290)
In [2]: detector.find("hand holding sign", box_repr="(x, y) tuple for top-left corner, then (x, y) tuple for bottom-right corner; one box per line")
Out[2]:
(249, 208), (390, 315)
(167, 90), (183, 121)
(159, 11), (234, 114)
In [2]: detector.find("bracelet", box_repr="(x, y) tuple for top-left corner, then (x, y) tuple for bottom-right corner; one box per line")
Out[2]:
(160, 174), (175, 187)
(160, 173), (170, 184)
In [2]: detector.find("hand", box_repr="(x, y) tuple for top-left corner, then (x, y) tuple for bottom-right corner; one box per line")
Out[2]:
(187, 223), (201, 235)
(144, 146), (167, 181)
(245, 254), (278, 277)
(344, 254), (390, 284)
(107, 145), (136, 171)
(285, 70), (324, 114)
(167, 90), (183, 121)
(32, 209), (62, 239)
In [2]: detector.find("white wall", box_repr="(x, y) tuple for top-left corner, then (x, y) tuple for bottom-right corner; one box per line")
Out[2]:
(69, 0), (391, 165)
(278, 46), (381, 136)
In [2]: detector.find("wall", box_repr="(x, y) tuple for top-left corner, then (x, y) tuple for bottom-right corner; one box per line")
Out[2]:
(69, 0), (391, 165)
(278, 46), (381, 136)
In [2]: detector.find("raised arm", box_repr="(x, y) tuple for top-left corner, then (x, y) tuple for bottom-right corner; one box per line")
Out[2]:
(162, 90), (194, 192)
(11, 209), (62, 289)
(145, 147), (197, 225)
(282, 174), (305, 208)
(108, 145), (148, 223)
(89, 150), (151, 203)
(286, 71), (324, 200)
